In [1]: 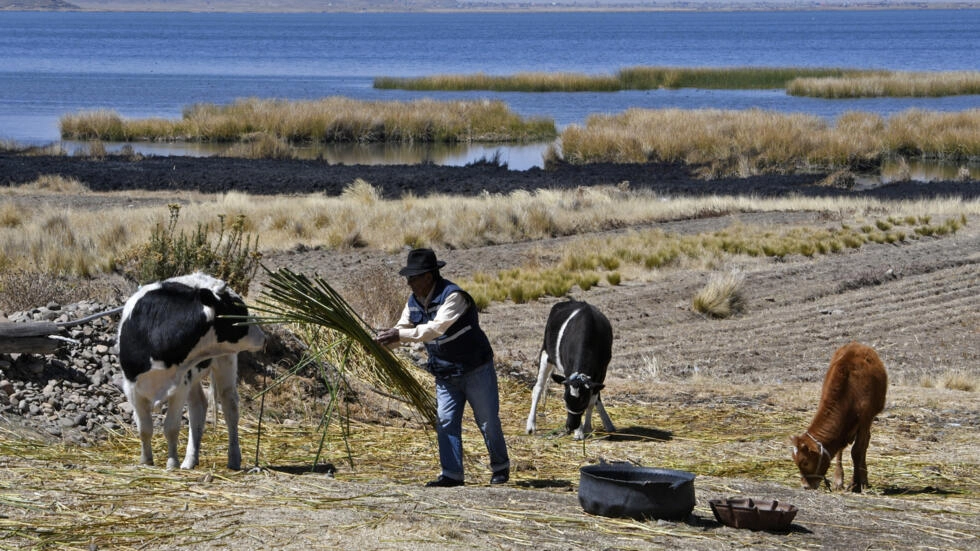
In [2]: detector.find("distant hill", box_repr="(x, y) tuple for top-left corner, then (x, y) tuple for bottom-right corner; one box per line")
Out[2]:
(1, 0), (79, 9)
(3, 0), (977, 11)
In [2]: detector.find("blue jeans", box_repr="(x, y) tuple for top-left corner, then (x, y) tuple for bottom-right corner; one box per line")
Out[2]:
(434, 361), (510, 481)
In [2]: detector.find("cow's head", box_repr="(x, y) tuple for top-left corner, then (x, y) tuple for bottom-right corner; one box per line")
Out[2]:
(791, 434), (831, 489)
(553, 372), (604, 433)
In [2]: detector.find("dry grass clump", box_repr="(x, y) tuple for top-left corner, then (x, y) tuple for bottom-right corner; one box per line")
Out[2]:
(788, 70), (980, 98)
(60, 97), (556, 145)
(3, 174), (90, 194)
(919, 371), (977, 392)
(557, 108), (979, 174)
(692, 268), (746, 318)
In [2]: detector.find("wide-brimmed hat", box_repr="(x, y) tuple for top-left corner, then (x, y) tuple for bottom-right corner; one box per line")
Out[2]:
(399, 248), (446, 277)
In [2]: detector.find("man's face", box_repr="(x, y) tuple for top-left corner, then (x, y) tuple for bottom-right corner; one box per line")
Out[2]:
(407, 271), (434, 298)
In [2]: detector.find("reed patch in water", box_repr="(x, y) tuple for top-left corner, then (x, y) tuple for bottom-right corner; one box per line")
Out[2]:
(788, 70), (980, 98)
(59, 97), (557, 144)
(376, 66), (979, 98)
(375, 66), (881, 92)
(557, 108), (980, 173)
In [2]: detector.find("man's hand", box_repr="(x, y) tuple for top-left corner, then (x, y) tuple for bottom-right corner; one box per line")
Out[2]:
(374, 328), (400, 346)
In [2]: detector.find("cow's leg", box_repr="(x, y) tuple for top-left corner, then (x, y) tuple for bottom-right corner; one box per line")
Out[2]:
(181, 378), (207, 469)
(130, 393), (155, 466)
(525, 350), (554, 435)
(210, 355), (242, 470)
(163, 378), (192, 470)
(594, 395), (617, 433)
(574, 394), (598, 440)
(832, 449), (845, 491)
(850, 425), (873, 493)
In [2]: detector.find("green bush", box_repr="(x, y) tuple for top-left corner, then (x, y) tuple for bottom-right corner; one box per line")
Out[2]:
(118, 204), (262, 294)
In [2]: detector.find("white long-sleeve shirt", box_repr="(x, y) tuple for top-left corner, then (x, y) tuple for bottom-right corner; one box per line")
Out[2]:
(393, 288), (468, 344)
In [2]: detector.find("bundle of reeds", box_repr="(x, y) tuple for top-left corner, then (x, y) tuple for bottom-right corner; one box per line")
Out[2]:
(248, 267), (436, 426)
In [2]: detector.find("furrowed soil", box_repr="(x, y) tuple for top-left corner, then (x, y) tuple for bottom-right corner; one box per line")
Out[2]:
(1, 152), (978, 550)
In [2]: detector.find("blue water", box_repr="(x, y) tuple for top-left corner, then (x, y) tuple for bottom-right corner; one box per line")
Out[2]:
(1, 10), (978, 168)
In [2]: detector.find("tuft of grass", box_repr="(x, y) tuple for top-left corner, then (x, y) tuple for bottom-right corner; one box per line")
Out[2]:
(0, 202), (23, 228)
(692, 268), (747, 318)
(920, 371), (977, 392)
(12, 174), (90, 194)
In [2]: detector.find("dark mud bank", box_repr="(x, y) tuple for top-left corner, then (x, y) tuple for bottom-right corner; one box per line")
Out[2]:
(1, 152), (977, 200)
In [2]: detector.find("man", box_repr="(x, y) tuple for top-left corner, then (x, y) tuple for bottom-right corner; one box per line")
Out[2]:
(375, 248), (510, 487)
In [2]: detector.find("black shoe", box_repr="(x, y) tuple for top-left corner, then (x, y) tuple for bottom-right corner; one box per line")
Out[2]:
(425, 475), (464, 488)
(490, 469), (509, 485)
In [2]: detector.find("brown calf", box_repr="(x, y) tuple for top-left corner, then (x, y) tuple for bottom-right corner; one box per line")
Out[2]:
(791, 342), (887, 492)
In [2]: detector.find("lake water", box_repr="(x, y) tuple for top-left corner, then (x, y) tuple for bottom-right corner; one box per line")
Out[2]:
(1, 9), (978, 171)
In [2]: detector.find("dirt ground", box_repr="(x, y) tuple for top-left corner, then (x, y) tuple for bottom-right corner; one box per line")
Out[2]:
(1, 154), (978, 550)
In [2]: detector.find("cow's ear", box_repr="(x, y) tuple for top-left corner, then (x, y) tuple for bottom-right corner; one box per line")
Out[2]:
(551, 373), (566, 384)
(197, 288), (220, 307)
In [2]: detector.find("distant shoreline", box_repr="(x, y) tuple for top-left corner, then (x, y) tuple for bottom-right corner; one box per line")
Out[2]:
(5, 1), (978, 14)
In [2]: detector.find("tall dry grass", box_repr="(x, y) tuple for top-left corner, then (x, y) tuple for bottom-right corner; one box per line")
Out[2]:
(59, 97), (556, 144)
(557, 108), (980, 174)
(2, 178), (976, 306)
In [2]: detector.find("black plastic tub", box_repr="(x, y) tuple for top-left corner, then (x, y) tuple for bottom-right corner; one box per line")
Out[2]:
(578, 462), (696, 521)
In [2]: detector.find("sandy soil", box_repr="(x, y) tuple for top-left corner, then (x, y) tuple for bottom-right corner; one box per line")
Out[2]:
(1, 153), (978, 550)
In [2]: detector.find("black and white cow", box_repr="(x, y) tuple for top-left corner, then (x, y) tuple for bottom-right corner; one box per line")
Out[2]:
(117, 272), (265, 470)
(525, 299), (616, 440)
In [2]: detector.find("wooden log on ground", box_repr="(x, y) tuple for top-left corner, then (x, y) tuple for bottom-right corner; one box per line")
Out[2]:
(0, 322), (67, 354)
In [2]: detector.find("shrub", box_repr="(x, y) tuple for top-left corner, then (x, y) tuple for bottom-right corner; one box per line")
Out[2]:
(117, 204), (262, 294)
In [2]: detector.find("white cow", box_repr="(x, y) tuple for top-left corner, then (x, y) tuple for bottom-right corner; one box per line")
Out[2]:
(117, 272), (265, 469)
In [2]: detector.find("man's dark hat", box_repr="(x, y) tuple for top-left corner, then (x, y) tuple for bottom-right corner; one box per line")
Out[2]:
(399, 248), (446, 277)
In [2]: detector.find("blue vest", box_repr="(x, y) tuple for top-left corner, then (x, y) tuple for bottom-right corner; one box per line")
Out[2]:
(408, 279), (493, 376)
